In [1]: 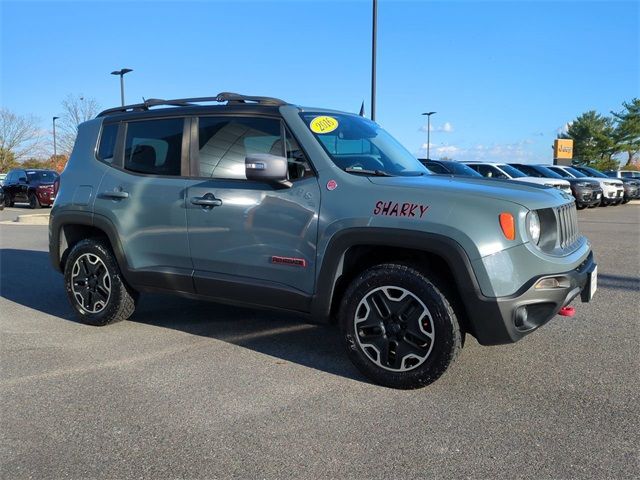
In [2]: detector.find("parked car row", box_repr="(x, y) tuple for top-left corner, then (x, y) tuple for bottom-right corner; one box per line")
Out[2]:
(419, 159), (639, 209)
(0, 168), (59, 209)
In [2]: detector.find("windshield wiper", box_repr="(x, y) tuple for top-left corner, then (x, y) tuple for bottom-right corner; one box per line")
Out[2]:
(344, 167), (394, 177)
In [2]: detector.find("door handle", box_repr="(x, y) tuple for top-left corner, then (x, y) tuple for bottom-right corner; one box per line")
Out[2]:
(101, 191), (129, 199)
(191, 194), (223, 208)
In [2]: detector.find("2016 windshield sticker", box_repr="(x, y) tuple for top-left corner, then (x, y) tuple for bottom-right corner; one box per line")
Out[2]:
(310, 116), (339, 134)
(373, 201), (429, 218)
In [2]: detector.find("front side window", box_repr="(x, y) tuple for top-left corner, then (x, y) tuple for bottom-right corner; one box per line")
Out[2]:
(301, 113), (428, 176)
(124, 118), (183, 176)
(196, 116), (312, 181)
(97, 123), (119, 163)
(476, 164), (507, 178)
(424, 162), (448, 174)
(498, 164), (526, 178)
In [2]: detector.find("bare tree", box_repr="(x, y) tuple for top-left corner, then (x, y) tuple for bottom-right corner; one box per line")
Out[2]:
(0, 109), (44, 169)
(58, 94), (100, 154)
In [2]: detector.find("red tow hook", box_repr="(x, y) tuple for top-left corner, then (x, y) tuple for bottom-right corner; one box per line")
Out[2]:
(558, 306), (576, 317)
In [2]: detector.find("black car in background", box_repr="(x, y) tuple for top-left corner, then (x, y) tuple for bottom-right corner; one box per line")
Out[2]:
(509, 163), (602, 209)
(0, 187), (4, 210)
(420, 159), (484, 177)
(2, 168), (59, 209)
(573, 165), (639, 204)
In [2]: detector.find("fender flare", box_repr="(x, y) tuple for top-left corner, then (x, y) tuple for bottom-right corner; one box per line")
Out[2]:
(309, 227), (485, 323)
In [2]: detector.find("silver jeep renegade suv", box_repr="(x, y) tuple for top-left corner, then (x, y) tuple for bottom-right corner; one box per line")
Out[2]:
(49, 92), (597, 389)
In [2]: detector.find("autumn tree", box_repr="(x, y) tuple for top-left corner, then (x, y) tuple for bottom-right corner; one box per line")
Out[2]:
(58, 94), (100, 155)
(612, 98), (640, 167)
(0, 109), (44, 166)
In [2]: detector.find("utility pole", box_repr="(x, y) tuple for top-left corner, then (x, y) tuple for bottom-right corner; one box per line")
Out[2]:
(371, 0), (377, 121)
(52, 116), (59, 158)
(422, 111), (437, 159)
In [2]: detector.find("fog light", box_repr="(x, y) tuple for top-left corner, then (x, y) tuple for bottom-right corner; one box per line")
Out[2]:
(535, 276), (570, 289)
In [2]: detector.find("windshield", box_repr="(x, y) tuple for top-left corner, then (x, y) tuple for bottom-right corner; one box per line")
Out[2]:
(498, 164), (527, 178)
(576, 166), (607, 178)
(564, 167), (587, 178)
(448, 162), (482, 176)
(301, 113), (429, 176)
(26, 170), (58, 183)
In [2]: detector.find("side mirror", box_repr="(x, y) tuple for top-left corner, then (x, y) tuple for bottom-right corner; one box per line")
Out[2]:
(245, 154), (291, 187)
(18, 177), (28, 184)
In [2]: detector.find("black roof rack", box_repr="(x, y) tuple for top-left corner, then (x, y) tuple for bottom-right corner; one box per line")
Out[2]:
(97, 92), (287, 117)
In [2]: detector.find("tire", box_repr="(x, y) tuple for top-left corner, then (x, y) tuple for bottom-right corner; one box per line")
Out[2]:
(64, 239), (137, 326)
(0, 198), (4, 211)
(28, 192), (40, 209)
(339, 263), (462, 389)
(576, 203), (586, 210)
(7, 196), (14, 207)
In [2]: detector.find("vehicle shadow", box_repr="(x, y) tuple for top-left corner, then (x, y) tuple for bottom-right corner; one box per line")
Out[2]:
(0, 248), (362, 382)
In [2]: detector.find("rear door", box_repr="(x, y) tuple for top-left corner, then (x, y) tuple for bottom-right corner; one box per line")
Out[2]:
(93, 117), (193, 292)
(185, 115), (320, 306)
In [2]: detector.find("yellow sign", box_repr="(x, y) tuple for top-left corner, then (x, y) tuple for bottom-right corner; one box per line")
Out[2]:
(310, 116), (339, 134)
(554, 139), (573, 159)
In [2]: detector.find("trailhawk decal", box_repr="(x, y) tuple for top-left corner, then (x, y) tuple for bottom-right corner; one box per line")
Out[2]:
(373, 201), (430, 218)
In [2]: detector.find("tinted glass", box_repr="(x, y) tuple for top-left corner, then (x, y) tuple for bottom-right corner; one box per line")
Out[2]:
(424, 162), (449, 174)
(26, 170), (58, 183)
(301, 113), (428, 177)
(448, 162), (482, 176)
(576, 166), (607, 178)
(547, 166), (572, 178)
(97, 123), (119, 163)
(564, 167), (587, 178)
(512, 164), (539, 177)
(124, 118), (183, 176)
(498, 164), (526, 178)
(476, 164), (507, 178)
(197, 117), (285, 180)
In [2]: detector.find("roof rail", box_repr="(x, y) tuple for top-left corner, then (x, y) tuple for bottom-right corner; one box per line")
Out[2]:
(97, 92), (287, 117)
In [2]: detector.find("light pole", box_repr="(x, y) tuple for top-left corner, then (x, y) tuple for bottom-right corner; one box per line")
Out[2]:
(422, 111), (437, 159)
(371, 0), (377, 121)
(52, 116), (60, 158)
(110, 68), (133, 106)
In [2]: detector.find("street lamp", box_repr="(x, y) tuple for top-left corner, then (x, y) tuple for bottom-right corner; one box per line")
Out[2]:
(52, 116), (60, 158)
(110, 68), (133, 106)
(421, 111), (437, 160)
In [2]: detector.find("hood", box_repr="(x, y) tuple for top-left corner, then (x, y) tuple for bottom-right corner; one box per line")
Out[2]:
(368, 175), (571, 209)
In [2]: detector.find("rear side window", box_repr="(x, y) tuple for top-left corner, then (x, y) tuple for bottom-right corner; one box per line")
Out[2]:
(97, 124), (118, 163)
(124, 118), (183, 176)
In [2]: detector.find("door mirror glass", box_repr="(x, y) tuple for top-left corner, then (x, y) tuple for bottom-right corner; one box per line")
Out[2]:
(18, 176), (28, 183)
(245, 154), (290, 187)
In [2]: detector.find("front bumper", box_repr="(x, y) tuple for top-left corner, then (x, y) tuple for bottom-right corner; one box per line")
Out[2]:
(573, 187), (602, 206)
(464, 251), (596, 345)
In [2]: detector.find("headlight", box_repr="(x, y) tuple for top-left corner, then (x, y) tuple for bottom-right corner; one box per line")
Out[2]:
(544, 183), (554, 187)
(527, 210), (541, 245)
(575, 182), (588, 187)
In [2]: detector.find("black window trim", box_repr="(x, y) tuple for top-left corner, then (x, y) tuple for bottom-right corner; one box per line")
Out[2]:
(96, 115), (190, 179)
(187, 113), (317, 183)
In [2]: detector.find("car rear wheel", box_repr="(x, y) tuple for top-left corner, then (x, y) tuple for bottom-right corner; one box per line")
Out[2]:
(28, 192), (40, 209)
(64, 239), (137, 326)
(339, 263), (462, 389)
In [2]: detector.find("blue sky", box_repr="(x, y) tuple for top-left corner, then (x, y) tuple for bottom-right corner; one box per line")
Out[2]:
(1, 0), (638, 163)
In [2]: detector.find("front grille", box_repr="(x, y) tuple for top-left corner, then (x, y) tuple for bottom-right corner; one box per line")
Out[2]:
(555, 203), (579, 249)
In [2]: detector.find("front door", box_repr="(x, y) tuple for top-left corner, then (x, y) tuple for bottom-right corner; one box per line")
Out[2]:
(185, 115), (320, 308)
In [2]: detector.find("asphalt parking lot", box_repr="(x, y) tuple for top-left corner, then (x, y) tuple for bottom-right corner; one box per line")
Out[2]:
(1, 204), (638, 479)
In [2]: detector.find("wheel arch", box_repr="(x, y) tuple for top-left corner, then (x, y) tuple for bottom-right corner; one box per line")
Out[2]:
(50, 211), (131, 284)
(310, 228), (483, 336)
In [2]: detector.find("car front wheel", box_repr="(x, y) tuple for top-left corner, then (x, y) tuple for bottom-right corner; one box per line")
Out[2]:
(339, 264), (462, 389)
(64, 239), (137, 326)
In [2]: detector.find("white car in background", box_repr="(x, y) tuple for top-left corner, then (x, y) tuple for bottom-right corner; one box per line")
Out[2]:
(546, 165), (624, 206)
(463, 162), (572, 194)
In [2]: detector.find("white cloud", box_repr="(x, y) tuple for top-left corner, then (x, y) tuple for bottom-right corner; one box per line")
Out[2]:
(557, 122), (572, 136)
(419, 122), (454, 133)
(416, 139), (537, 162)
